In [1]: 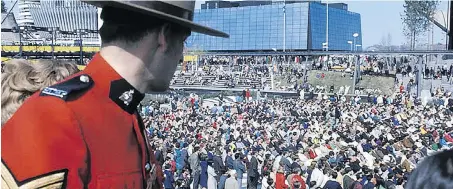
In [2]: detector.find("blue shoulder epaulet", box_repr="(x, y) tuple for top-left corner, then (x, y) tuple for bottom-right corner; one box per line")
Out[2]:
(40, 74), (93, 100)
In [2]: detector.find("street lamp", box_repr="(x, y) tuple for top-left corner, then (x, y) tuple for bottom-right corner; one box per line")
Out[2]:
(18, 26), (25, 57)
(271, 47), (278, 90)
(48, 27), (59, 59)
(353, 33), (359, 51)
(355, 44), (362, 51)
(74, 29), (88, 64)
(283, 0), (286, 52)
(347, 41), (353, 51)
(325, 0), (329, 51)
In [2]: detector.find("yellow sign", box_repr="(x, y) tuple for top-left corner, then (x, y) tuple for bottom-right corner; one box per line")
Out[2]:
(183, 55), (197, 62)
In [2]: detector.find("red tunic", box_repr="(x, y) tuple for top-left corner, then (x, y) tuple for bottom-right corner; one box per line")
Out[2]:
(290, 175), (306, 189)
(276, 172), (289, 189)
(2, 53), (162, 188)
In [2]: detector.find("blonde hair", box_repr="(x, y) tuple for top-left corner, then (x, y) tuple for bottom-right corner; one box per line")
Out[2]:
(1, 59), (80, 126)
(31, 59), (80, 90)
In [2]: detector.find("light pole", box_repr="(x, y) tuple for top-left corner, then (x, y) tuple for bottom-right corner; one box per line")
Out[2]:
(18, 26), (27, 58)
(283, 0), (286, 53)
(347, 41), (353, 51)
(48, 27), (59, 59)
(352, 55), (359, 94)
(18, 26), (24, 58)
(355, 44), (362, 51)
(74, 29), (87, 65)
(271, 48), (277, 90)
(353, 33), (359, 51)
(326, 0), (329, 51)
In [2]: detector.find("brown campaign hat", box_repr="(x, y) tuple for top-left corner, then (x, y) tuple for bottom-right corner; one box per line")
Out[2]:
(85, 0), (229, 38)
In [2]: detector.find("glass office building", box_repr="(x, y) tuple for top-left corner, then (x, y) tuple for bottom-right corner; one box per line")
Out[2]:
(186, 1), (362, 52)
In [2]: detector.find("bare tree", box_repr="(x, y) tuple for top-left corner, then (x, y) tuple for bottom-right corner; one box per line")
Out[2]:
(402, 0), (439, 50)
(380, 35), (387, 47)
(1, 0), (6, 13)
(387, 33), (392, 50)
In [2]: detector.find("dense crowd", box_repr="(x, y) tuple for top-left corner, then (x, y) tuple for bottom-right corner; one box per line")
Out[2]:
(396, 58), (453, 81)
(422, 64), (453, 81)
(2, 57), (453, 189)
(140, 87), (453, 189)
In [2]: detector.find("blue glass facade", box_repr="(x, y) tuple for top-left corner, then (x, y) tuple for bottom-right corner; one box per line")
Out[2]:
(186, 2), (361, 51)
(309, 2), (362, 51)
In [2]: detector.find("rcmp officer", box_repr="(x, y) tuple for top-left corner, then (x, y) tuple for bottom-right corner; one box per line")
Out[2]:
(1, 1), (228, 189)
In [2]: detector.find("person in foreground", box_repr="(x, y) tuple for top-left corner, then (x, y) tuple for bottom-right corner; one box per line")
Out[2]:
(405, 149), (453, 189)
(1, 1), (228, 189)
(1, 59), (79, 126)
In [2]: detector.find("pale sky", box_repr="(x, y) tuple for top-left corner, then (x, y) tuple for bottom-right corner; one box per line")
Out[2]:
(4, 0), (451, 48)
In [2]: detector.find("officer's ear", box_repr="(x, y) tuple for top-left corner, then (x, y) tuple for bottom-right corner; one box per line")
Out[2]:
(157, 24), (172, 52)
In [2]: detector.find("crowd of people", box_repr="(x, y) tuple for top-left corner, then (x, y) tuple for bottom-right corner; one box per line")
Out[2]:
(174, 63), (272, 89)
(139, 85), (453, 189)
(396, 58), (453, 82)
(423, 64), (453, 81)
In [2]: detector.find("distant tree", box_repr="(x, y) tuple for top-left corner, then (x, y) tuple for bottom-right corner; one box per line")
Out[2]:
(386, 33), (392, 46)
(380, 35), (387, 47)
(387, 33), (392, 50)
(401, 0), (439, 50)
(1, 0), (7, 13)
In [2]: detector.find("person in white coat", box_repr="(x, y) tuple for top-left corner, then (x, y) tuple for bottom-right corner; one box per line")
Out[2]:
(225, 170), (239, 189)
(207, 161), (217, 189)
(299, 90), (305, 100)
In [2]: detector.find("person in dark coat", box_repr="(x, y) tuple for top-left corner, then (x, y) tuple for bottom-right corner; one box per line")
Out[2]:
(199, 153), (209, 188)
(323, 180), (341, 189)
(218, 168), (229, 189)
(155, 148), (165, 167)
(342, 168), (355, 189)
(233, 153), (247, 188)
(280, 151), (292, 174)
(225, 150), (234, 169)
(323, 172), (341, 189)
(189, 146), (201, 189)
(247, 155), (259, 189)
(164, 164), (175, 189)
(175, 143), (184, 175)
(180, 143), (189, 169)
(213, 150), (226, 181)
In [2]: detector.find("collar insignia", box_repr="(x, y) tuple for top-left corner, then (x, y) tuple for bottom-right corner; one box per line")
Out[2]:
(109, 79), (145, 114)
(119, 89), (135, 106)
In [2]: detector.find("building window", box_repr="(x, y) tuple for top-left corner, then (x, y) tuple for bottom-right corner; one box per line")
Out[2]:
(55, 1), (64, 7)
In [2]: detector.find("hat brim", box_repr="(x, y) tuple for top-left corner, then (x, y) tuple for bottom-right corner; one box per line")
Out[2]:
(86, 1), (229, 38)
